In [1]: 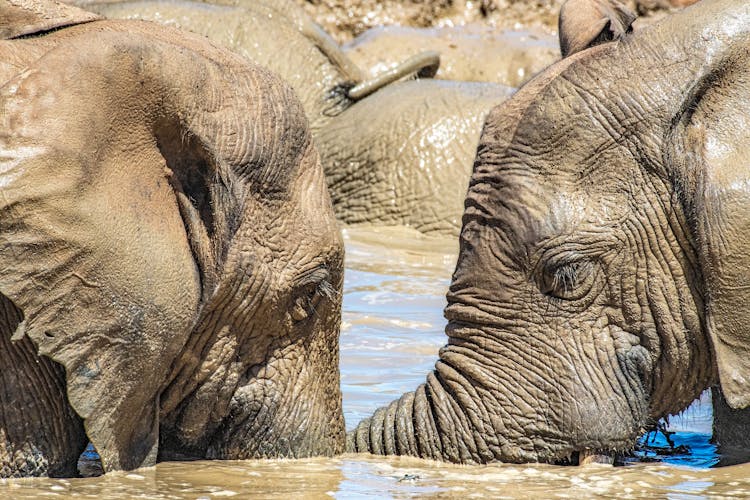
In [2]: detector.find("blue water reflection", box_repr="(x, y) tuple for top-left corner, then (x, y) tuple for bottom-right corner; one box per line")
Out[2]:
(631, 391), (718, 468)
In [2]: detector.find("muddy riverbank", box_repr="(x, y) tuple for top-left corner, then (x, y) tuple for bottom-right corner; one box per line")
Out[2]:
(294, 0), (696, 42)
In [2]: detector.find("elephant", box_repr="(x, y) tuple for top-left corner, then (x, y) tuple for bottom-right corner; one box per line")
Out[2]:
(558, 0), (636, 57)
(71, 0), (439, 138)
(76, 0), (517, 235)
(294, 0), (698, 43)
(0, 0), (344, 477)
(318, 0), (643, 234)
(344, 25), (560, 88)
(319, 79), (513, 234)
(348, 0), (750, 465)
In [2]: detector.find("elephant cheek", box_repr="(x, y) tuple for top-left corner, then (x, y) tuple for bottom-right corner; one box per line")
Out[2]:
(205, 337), (345, 459)
(619, 344), (653, 391)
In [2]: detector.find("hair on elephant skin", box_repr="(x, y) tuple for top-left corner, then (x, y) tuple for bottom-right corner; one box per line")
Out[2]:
(75, 0), (514, 236)
(0, 0), (344, 477)
(350, 0), (750, 464)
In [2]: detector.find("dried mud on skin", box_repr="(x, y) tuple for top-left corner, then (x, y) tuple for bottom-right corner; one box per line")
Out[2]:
(294, 0), (697, 42)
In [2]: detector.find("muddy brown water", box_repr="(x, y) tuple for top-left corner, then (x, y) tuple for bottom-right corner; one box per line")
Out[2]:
(2, 226), (749, 498)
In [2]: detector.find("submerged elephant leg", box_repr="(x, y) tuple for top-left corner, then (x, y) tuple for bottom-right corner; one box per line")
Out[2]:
(0, 295), (87, 477)
(711, 387), (750, 466)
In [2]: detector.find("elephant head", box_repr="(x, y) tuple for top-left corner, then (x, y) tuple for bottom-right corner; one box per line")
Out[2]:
(350, 0), (750, 463)
(0, 8), (343, 476)
(558, 0), (636, 57)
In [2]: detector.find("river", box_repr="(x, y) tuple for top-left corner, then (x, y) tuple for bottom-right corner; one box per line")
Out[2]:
(1, 226), (749, 498)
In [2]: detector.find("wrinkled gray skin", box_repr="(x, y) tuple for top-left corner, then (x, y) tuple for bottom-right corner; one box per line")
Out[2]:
(0, 0), (344, 477)
(350, 0), (750, 464)
(712, 388), (750, 466)
(345, 25), (560, 88)
(321, 79), (513, 234)
(559, 0), (636, 57)
(77, 0), (514, 235)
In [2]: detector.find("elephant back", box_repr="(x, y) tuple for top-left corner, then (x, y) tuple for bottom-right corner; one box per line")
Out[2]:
(0, 0), (99, 39)
(318, 79), (514, 235)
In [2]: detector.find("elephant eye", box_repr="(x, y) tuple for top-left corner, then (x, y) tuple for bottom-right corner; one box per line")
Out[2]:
(539, 259), (596, 301)
(291, 268), (336, 322)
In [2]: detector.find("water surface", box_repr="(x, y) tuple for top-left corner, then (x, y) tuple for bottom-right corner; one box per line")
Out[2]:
(2, 226), (748, 499)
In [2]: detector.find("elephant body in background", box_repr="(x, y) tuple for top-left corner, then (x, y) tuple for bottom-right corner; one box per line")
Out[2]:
(82, 0), (515, 235)
(344, 25), (560, 88)
(291, 0), (695, 44)
(320, 79), (513, 234)
(350, 0), (750, 464)
(0, 0), (344, 477)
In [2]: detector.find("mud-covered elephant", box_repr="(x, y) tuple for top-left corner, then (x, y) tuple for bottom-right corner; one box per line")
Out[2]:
(72, 0), (438, 137)
(349, 0), (750, 464)
(344, 25), (560, 87)
(76, 0), (514, 235)
(318, 0), (641, 233)
(320, 79), (512, 234)
(0, 0), (344, 477)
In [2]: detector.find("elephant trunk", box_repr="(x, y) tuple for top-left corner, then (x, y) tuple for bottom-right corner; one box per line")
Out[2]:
(0, 295), (87, 477)
(348, 388), (427, 458)
(348, 354), (500, 463)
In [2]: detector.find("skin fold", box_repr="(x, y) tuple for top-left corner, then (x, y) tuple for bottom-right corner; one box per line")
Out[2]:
(76, 0), (515, 236)
(0, 0), (344, 477)
(350, 0), (750, 464)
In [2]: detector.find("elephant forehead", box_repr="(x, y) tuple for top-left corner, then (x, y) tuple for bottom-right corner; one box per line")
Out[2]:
(537, 190), (588, 233)
(231, 170), (342, 278)
(518, 92), (624, 169)
(192, 63), (313, 196)
(471, 46), (651, 207)
(465, 155), (630, 254)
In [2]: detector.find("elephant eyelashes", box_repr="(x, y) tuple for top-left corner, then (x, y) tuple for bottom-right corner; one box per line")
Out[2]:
(538, 259), (596, 302)
(291, 268), (336, 322)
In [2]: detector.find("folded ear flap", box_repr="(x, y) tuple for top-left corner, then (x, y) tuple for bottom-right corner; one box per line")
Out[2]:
(674, 67), (750, 409)
(0, 0), (101, 39)
(0, 41), (202, 470)
(558, 0), (636, 57)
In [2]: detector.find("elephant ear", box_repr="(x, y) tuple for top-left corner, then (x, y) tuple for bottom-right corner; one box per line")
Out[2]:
(0, 0), (101, 39)
(0, 38), (203, 469)
(558, 0), (636, 57)
(672, 64), (750, 409)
